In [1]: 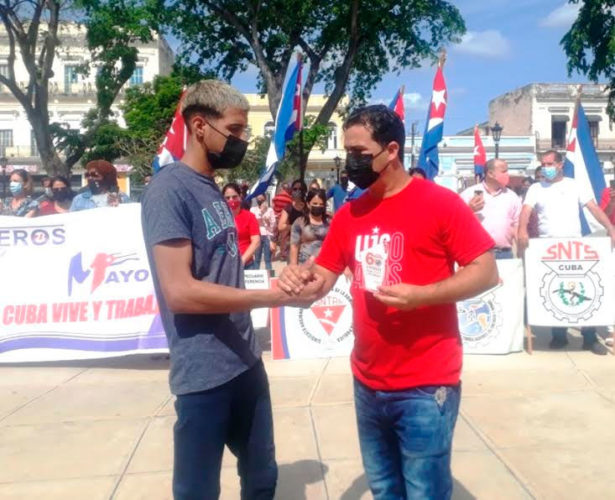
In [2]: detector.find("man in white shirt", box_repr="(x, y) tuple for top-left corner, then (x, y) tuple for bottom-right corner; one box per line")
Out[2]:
(519, 150), (615, 355)
(460, 158), (521, 259)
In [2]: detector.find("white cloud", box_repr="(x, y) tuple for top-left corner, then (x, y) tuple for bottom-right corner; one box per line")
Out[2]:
(403, 92), (423, 108)
(540, 3), (580, 28)
(453, 30), (511, 58)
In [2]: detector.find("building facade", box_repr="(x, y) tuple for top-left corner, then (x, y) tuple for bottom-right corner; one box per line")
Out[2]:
(0, 22), (173, 172)
(489, 83), (615, 177)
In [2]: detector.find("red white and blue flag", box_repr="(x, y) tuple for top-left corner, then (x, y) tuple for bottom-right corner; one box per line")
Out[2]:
(152, 90), (187, 173)
(473, 125), (486, 179)
(417, 64), (447, 179)
(247, 56), (303, 199)
(388, 86), (405, 122)
(564, 102), (606, 234)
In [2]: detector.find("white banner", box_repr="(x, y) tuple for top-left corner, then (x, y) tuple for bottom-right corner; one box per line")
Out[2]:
(244, 270), (270, 329)
(526, 237), (615, 327)
(0, 205), (166, 362)
(270, 276), (354, 360)
(458, 259), (525, 354)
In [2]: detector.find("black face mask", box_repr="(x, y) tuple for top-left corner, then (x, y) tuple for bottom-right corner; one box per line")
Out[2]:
(340, 177), (349, 189)
(345, 149), (386, 190)
(310, 206), (325, 217)
(206, 122), (248, 170)
(88, 180), (104, 195)
(52, 188), (70, 202)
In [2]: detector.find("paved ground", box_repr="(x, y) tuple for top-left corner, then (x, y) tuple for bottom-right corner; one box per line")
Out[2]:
(1, 326), (614, 499)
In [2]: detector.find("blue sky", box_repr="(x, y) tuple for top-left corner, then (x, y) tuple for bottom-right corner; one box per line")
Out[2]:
(227, 0), (589, 135)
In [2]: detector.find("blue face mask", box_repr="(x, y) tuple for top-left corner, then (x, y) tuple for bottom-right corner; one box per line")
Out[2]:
(9, 181), (23, 195)
(542, 166), (558, 181)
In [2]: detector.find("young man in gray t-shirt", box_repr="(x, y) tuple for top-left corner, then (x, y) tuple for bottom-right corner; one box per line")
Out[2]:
(141, 80), (323, 499)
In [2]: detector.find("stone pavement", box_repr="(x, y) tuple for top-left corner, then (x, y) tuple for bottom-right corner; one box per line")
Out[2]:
(1, 326), (615, 499)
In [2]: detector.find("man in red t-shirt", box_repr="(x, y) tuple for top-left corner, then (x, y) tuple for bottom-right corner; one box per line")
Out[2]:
(599, 183), (615, 225)
(279, 105), (497, 499)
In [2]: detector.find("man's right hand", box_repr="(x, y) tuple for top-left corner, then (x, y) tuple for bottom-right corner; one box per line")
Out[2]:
(278, 258), (316, 294)
(468, 195), (485, 213)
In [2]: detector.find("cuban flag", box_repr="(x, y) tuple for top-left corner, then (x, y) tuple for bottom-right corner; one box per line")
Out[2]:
(247, 56), (303, 199)
(563, 103), (607, 234)
(417, 64), (447, 179)
(152, 90), (187, 173)
(389, 86), (405, 121)
(473, 125), (486, 179)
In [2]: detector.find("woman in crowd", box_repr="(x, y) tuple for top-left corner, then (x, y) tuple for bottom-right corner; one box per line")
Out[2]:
(277, 179), (307, 256)
(70, 160), (130, 211)
(223, 183), (261, 269)
(0, 169), (38, 217)
(250, 194), (276, 271)
(38, 176), (74, 216)
(290, 188), (330, 265)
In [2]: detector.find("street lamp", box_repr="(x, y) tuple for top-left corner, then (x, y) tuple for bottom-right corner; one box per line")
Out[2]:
(334, 155), (341, 183)
(0, 156), (7, 201)
(491, 122), (503, 159)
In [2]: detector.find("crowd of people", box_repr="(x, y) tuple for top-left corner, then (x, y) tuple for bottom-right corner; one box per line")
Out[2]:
(2, 76), (615, 500)
(0, 159), (131, 217)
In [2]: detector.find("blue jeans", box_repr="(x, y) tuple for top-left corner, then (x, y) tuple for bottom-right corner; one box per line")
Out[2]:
(254, 235), (273, 270)
(354, 378), (461, 500)
(173, 360), (277, 500)
(494, 248), (514, 259)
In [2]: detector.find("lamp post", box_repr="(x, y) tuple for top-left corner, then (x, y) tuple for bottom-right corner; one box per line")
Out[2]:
(0, 156), (7, 201)
(491, 122), (503, 159)
(334, 155), (341, 183)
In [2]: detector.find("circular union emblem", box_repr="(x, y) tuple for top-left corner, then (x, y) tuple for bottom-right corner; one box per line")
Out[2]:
(297, 285), (353, 348)
(540, 271), (602, 323)
(457, 293), (502, 347)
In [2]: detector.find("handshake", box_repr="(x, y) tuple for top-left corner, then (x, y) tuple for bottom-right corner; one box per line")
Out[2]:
(273, 257), (428, 311)
(275, 258), (327, 308)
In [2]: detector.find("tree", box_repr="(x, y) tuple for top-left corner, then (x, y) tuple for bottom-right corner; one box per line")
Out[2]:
(562, 0), (615, 117)
(0, 0), (65, 174)
(165, 0), (465, 161)
(52, 0), (161, 171)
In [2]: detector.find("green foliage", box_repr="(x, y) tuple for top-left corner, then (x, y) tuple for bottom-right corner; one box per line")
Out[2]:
(562, 0), (615, 117)
(164, 0), (465, 124)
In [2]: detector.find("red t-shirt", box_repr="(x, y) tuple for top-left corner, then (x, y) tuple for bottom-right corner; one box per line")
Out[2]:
(316, 179), (495, 391)
(599, 187), (615, 224)
(234, 209), (260, 262)
(38, 200), (60, 216)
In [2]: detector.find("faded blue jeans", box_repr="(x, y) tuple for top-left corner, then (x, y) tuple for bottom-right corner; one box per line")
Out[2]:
(353, 378), (461, 500)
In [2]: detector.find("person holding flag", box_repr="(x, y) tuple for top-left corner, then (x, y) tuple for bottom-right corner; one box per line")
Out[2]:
(417, 53), (447, 179)
(518, 150), (615, 354)
(141, 80), (323, 499)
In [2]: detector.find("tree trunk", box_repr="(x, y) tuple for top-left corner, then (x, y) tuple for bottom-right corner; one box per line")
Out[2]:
(31, 115), (67, 176)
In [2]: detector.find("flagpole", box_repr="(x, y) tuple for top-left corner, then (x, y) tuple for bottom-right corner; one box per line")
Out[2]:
(296, 52), (305, 183)
(439, 49), (447, 68)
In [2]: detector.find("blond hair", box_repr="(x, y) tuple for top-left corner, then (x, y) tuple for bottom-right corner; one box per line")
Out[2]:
(181, 80), (249, 125)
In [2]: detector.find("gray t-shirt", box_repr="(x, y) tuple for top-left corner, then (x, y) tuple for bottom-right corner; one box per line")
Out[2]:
(141, 163), (260, 395)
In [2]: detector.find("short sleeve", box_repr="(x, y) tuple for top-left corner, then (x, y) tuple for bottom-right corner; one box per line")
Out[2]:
(600, 187), (610, 211)
(576, 180), (594, 206)
(290, 219), (303, 245)
(316, 210), (348, 274)
(247, 211), (260, 236)
(523, 183), (539, 208)
(439, 192), (495, 267)
(141, 180), (192, 247)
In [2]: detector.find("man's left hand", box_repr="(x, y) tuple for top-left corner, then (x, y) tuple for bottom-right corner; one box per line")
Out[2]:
(373, 283), (427, 311)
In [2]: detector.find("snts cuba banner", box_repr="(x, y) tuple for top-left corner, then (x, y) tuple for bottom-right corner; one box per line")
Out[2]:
(0, 205), (166, 362)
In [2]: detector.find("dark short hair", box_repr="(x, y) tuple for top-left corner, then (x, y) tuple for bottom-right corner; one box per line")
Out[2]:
(343, 104), (405, 161)
(408, 167), (427, 179)
(542, 150), (563, 163)
(222, 182), (242, 198)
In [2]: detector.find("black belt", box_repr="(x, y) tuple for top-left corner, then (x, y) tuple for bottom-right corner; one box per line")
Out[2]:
(494, 247), (512, 252)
